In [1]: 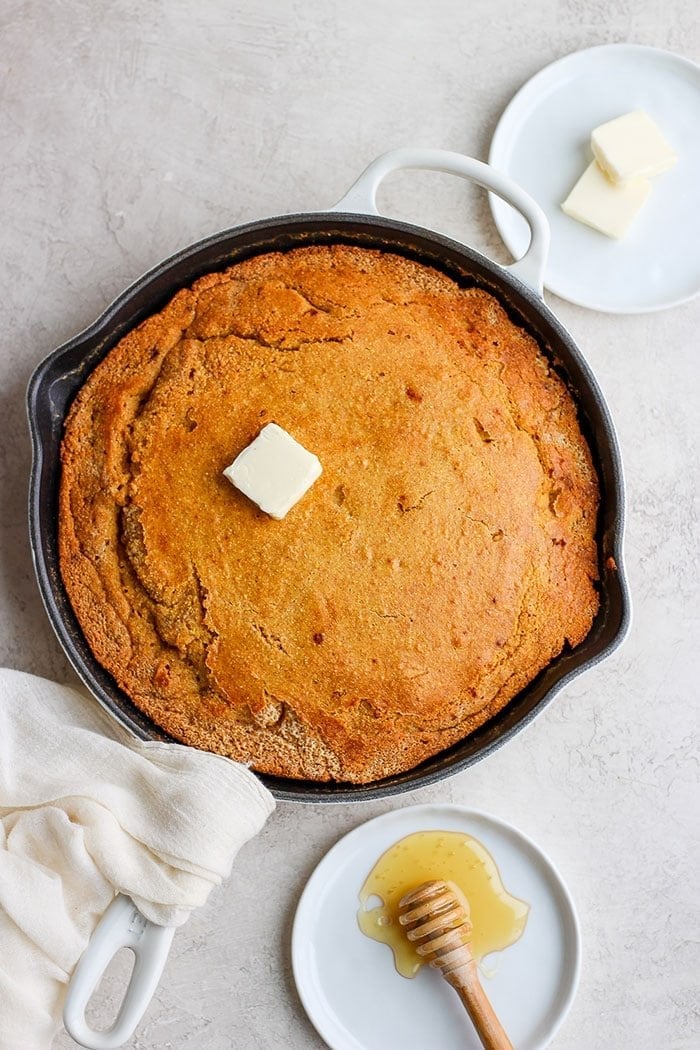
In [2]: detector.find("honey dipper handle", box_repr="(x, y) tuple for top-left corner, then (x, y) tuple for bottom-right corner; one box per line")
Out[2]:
(443, 958), (513, 1050)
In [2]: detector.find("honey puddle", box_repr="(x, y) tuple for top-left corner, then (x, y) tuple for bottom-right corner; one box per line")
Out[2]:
(357, 830), (529, 978)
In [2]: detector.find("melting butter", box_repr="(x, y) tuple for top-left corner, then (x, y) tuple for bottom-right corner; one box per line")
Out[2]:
(357, 830), (529, 978)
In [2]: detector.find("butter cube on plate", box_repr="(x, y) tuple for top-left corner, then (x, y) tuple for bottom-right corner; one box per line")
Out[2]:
(223, 422), (322, 519)
(591, 110), (678, 182)
(561, 161), (651, 239)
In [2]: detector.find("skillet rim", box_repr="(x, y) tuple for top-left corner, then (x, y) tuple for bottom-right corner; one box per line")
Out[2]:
(27, 210), (631, 802)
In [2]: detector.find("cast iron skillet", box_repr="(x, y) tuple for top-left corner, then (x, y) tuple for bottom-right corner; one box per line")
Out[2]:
(27, 149), (631, 806)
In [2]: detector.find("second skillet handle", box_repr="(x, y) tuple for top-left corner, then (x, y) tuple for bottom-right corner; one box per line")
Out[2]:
(63, 894), (175, 1049)
(330, 147), (550, 298)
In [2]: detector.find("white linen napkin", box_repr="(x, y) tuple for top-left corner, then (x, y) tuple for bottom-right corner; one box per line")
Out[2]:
(0, 668), (275, 1049)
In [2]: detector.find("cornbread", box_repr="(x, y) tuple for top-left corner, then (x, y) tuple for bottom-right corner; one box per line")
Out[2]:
(58, 245), (600, 783)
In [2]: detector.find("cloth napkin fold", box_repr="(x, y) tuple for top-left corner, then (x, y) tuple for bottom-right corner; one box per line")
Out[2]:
(0, 668), (275, 1049)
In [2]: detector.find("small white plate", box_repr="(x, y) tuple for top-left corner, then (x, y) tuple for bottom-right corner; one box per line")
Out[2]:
(292, 805), (580, 1050)
(488, 44), (700, 312)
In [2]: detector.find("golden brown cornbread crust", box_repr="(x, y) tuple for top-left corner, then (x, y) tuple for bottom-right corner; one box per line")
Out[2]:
(59, 245), (600, 783)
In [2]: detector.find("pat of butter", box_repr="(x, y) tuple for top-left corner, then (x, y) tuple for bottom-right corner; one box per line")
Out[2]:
(223, 422), (322, 519)
(591, 111), (678, 182)
(561, 161), (651, 239)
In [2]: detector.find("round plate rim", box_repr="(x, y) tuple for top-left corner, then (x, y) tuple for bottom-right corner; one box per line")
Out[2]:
(291, 803), (582, 1050)
(488, 43), (700, 314)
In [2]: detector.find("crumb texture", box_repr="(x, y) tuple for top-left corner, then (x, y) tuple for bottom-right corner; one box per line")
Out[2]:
(59, 245), (600, 783)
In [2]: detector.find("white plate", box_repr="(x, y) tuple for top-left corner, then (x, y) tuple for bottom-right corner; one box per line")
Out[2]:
(488, 44), (700, 312)
(292, 805), (580, 1050)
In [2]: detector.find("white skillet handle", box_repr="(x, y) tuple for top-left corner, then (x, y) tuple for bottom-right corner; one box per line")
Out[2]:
(330, 147), (550, 297)
(63, 894), (175, 1049)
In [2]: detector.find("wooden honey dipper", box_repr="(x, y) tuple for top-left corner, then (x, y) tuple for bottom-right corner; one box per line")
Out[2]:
(398, 880), (513, 1050)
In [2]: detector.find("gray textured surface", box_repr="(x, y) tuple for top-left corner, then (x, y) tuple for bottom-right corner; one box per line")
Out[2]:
(1, 1), (698, 1047)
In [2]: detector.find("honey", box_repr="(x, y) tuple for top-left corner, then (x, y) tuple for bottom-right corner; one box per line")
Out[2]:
(357, 830), (529, 978)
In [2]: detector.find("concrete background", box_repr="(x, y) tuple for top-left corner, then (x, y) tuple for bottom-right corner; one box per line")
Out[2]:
(1, 1), (697, 1047)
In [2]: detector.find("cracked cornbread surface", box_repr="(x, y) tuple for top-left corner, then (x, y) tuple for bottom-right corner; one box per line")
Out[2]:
(58, 245), (600, 783)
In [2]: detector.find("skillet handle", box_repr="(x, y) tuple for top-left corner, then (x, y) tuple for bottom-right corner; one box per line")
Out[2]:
(330, 147), (549, 298)
(63, 894), (175, 1049)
